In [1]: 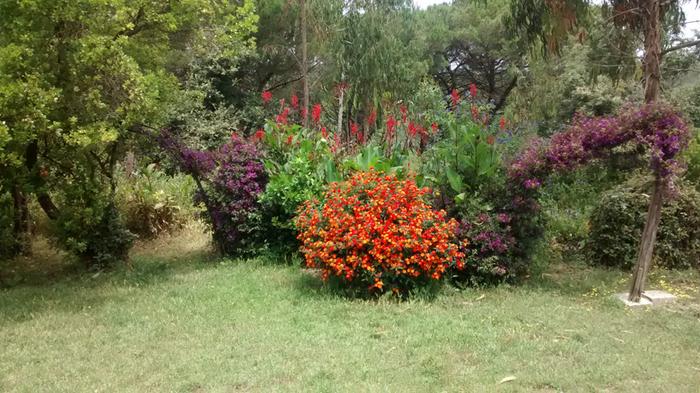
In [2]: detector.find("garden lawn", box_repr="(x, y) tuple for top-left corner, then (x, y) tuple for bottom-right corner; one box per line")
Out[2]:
(1, 233), (699, 393)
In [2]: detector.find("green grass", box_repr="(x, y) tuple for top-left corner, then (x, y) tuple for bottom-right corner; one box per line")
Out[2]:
(1, 230), (699, 392)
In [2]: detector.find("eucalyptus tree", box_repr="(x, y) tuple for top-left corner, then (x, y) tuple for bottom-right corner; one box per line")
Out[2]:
(321, 0), (430, 136)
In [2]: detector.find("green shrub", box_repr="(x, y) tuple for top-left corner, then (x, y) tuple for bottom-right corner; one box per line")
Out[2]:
(258, 126), (339, 248)
(587, 175), (700, 269)
(50, 177), (135, 268)
(684, 136), (700, 190)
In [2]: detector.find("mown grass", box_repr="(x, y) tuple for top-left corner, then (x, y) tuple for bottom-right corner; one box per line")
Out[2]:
(1, 229), (699, 392)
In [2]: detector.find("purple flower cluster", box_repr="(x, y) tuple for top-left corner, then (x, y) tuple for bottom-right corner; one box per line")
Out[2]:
(159, 131), (268, 254)
(454, 212), (517, 284)
(508, 103), (690, 191)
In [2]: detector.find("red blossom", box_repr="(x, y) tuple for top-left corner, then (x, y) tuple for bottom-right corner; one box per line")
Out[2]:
(350, 121), (359, 136)
(386, 115), (397, 134)
(450, 89), (460, 107)
(471, 105), (479, 121)
(367, 110), (377, 127)
(291, 94), (299, 109)
(431, 122), (439, 134)
(400, 105), (408, 123)
(408, 121), (418, 137)
(276, 107), (290, 125)
(321, 126), (328, 139)
(253, 129), (265, 142)
(261, 91), (272, 104)
(470, 83), (478, 99)
(312, 103), (322, 123)
(486, 135), (495, 145)
(286, 134), (293, 145)
(499, 116), (506, 131)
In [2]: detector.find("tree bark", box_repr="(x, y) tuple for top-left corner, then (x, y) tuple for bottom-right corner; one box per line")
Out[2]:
(642, 0), (661, 104)
(629, 175), (665, 302)
(300, 0), (310, 129)
(11, 184), (31, 255)
(337, 74), (345, 145)
(628, 0), (662, 302)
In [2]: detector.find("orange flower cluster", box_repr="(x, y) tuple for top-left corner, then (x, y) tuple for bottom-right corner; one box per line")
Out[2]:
(295, 170), (463, 295)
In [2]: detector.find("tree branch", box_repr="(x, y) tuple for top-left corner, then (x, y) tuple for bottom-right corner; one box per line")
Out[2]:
(661, 39), (700, 56)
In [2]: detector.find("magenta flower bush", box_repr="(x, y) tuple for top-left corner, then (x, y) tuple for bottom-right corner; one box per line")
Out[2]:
(504, 102), (690, 263)
(508, 103), (690, 191)
(158, 131), (267, 254)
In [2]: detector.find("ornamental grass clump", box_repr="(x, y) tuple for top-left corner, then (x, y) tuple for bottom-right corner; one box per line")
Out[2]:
(295, 170), (463, 297)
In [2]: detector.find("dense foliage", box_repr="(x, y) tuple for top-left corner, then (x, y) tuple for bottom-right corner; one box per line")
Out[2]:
(296, 171), (462, 296)
(588, 176), (700, 269)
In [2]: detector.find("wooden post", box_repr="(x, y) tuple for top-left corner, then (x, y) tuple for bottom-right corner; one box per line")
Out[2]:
(628, 0), (662, 302)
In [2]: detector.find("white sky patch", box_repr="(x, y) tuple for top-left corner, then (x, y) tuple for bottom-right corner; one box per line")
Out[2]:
(413, 0), (450, 9)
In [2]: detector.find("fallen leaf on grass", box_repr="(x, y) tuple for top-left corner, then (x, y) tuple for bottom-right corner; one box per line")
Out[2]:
(498, 376), (517, 384)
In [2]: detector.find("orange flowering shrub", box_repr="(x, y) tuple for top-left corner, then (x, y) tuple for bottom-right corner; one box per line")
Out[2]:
(295, 170), (463, 296)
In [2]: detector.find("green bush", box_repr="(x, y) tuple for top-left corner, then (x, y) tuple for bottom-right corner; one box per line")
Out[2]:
(587, 175), (700, 269)
(259, 143), (333, 247)
(52, 180), (136, 268)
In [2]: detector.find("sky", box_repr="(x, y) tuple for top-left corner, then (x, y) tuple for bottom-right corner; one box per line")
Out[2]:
(412, 0), (700, 38)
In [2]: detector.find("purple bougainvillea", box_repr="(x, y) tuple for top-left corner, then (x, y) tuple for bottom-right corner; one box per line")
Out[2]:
(508, 103), (690, 191)
(502, 102), (690, 267)
(159, 131), (267, 254)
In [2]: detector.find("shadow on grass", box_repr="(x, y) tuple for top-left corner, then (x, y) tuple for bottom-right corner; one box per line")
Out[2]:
(292, 269), (444, 303)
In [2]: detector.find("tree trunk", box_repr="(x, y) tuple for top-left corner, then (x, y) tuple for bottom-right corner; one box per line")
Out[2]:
(628, 175), (664, 302)
(11, 184), (31, 255)
(642, 0), (661, 103)
(337, 74), (345, 144)
(300, 0), (309, 129)
(628, 0), (662, 302)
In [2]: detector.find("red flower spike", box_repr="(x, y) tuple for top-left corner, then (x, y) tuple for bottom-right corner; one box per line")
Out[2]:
(350, 121), (359, 136)
(261, 91), (272, 104)
(470, 83), (478, 99)
(291, 94), (299, 109)
(471, 105), (479, 121)
(312, 104), (322, 123)
(450, 89), (460, 107)
(386, 115), (397, 135)
(367, 110), (377, 127)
